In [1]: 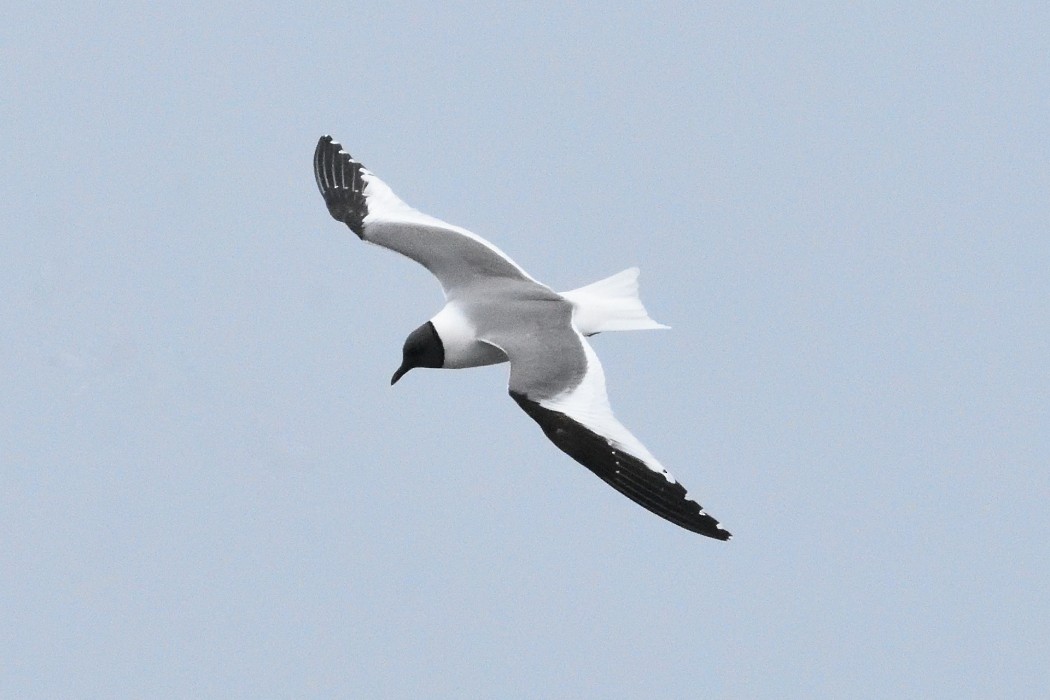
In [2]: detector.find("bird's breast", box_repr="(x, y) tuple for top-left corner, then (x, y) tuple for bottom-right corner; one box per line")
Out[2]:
(430, 302), (508, 369)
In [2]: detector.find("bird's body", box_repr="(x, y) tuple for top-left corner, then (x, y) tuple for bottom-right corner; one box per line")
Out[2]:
(429, 300), (507, 369)
(313, 135), (730, 540)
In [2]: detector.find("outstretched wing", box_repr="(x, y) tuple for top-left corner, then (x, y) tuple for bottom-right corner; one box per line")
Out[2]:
(484, 314), (730, 540)
(313, 136), (537, 296)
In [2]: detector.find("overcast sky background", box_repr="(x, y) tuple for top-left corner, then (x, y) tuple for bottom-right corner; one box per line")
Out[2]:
(3, 3), (1048, 698)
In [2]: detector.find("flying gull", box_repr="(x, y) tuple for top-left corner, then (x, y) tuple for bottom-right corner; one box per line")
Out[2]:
(313, 135), (730, 540)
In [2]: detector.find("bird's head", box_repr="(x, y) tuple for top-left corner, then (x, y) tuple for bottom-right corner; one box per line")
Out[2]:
(391, 321), (445, 385)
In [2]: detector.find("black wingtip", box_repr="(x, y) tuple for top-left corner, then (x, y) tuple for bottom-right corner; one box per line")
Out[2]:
(313, 135), (367, 238)
(711, 525), (732, 542)
(510, 391), (732, 541)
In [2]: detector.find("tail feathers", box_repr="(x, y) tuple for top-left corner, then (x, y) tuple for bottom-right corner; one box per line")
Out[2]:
(561, 268), (670, 336)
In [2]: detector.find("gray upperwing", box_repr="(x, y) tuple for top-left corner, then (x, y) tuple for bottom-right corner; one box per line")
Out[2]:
(477, 294), (587, 400)
(364, 220), (534, 295)
(510, 390), (732, 539)
(484, 309), (733, 540)
(314, 135), (535, 295)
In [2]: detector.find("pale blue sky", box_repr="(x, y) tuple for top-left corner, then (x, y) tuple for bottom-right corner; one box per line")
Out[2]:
(3, 3), (1048, 698)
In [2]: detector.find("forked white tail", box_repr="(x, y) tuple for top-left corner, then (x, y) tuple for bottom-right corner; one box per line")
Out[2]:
(560, 267), (670, 336)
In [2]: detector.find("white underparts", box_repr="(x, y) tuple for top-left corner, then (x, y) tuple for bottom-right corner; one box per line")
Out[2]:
(430, 302), (508, 369)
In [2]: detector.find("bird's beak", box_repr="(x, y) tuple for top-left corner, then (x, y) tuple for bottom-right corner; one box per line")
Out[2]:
(390, 363), (410, 385)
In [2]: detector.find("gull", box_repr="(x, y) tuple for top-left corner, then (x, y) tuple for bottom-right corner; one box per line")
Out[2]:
(313, 135), (730, 540)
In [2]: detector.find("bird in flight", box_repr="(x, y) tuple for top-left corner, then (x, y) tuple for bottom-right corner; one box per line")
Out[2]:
(313, 135), (730, 540)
